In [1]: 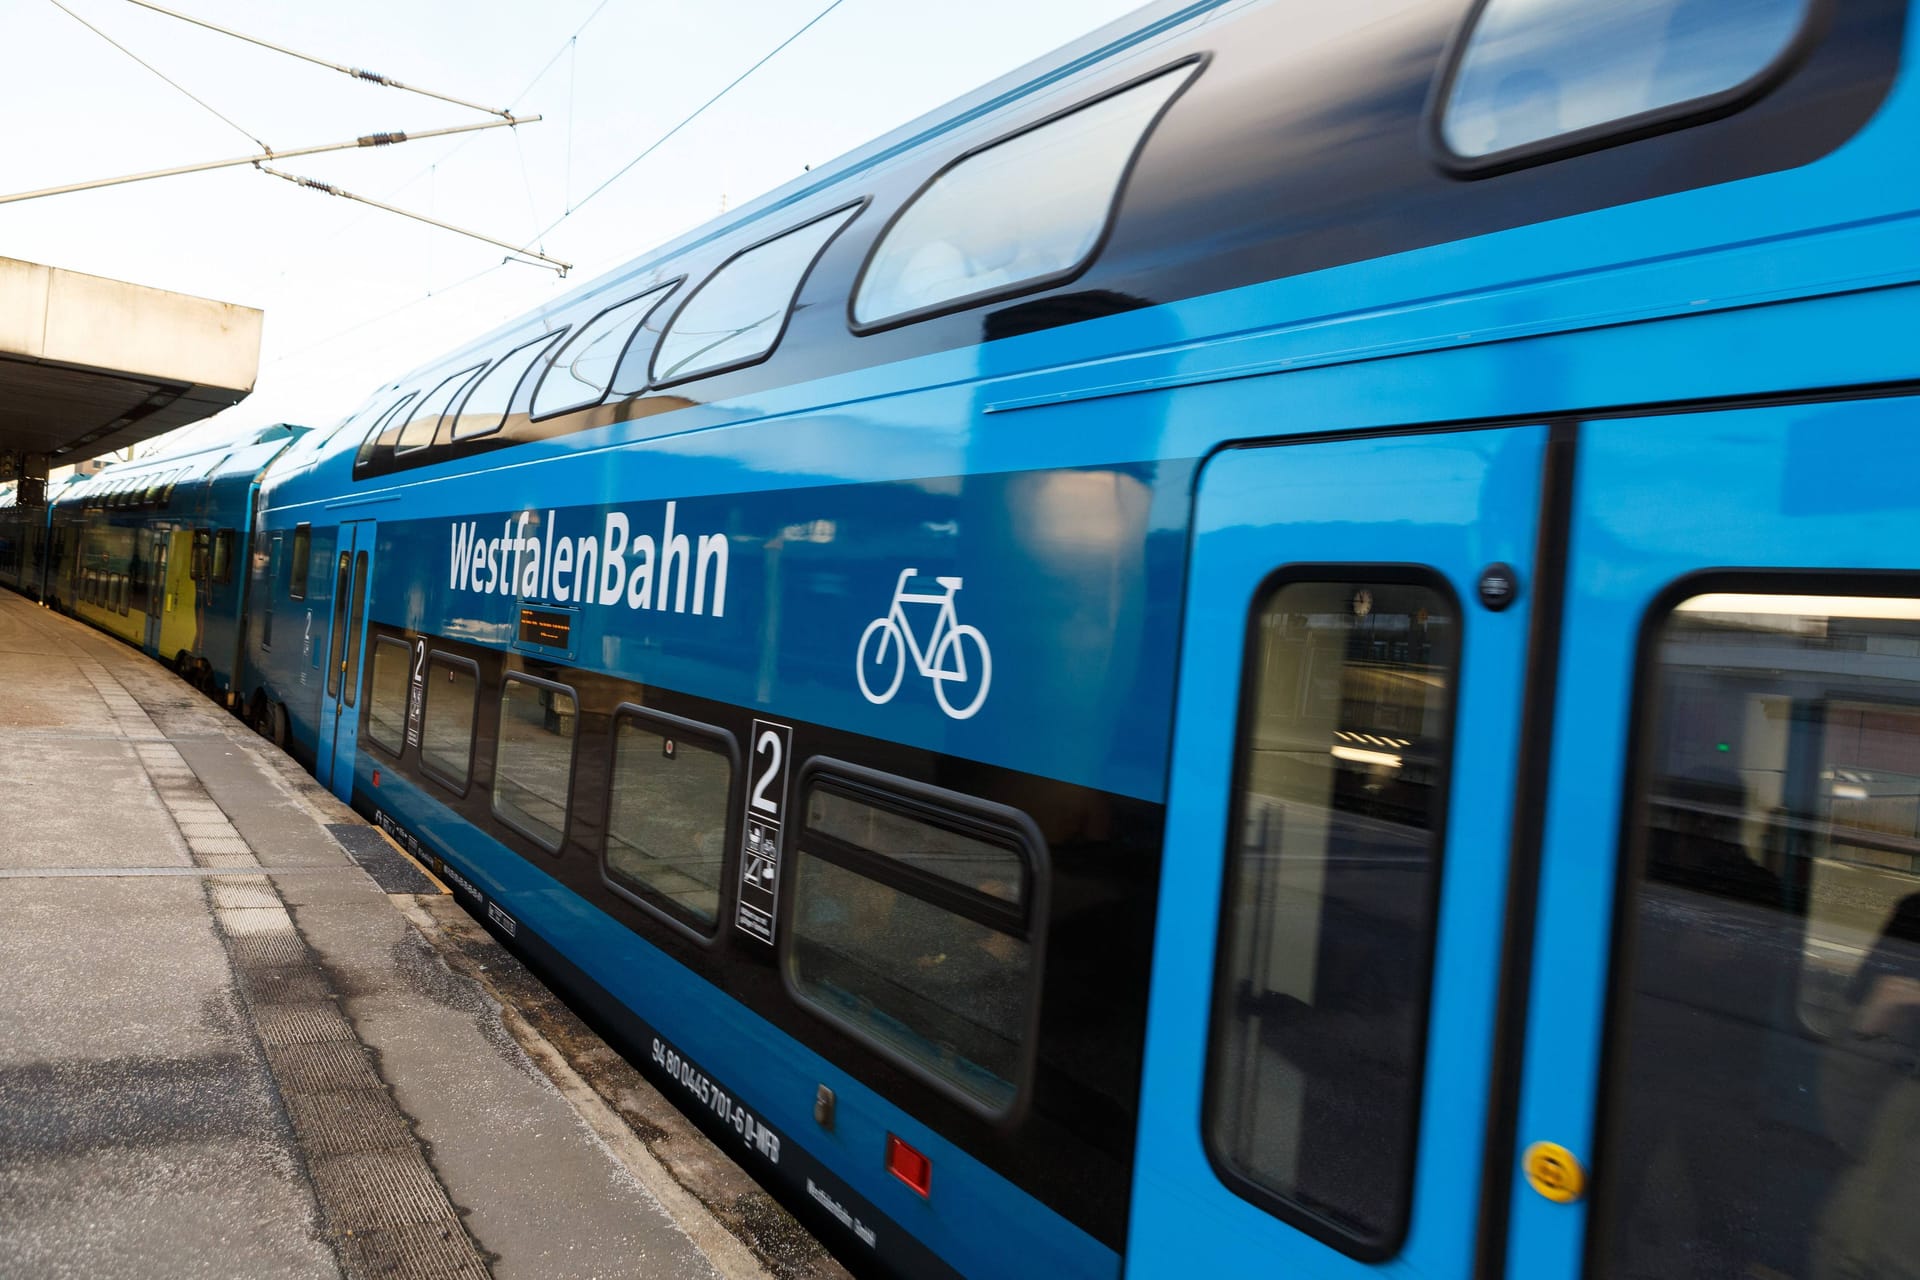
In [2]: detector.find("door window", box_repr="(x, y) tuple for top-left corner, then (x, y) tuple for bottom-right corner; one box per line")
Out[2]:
(326, 552), (351, 698)
(342, 552), (368, 708)
(1205, 576), (1458, 1255)
(1595, 588), (1920, 1279)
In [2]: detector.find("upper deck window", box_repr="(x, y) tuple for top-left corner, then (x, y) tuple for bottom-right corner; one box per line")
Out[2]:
(396, 365), (484, 453)
(447, 331), (569, 441)
(530, 283), (677, 419)
(356, 392), (417, 463)
(1440, 0), (1813, 163)
(852, 61), (1198, 330)
(650, 205), (861, 386)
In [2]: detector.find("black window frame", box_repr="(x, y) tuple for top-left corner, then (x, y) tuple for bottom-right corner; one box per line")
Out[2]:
(419, 651), (481, 797)
(777, 758), (1050, 1125)
(262, 533), (282, 649)
(289, 523), (312, 600)
(211, 528), (236, 586)
(528, 281), (682, 421)
(395, 364), (486, 455)
(649, 200), (868, 390)
(598, 703), (742, 944)
(363, 635), (413, 758)
(448, 329), (572, 442)
(490, 671), (581, 856)
(846, 55), (1205, 336)
(1425, 0), (1829, 178)
(353, 390), (419, 467)
(1199, 565), (1462, 1262)
(1585, 568), (1920, 1277)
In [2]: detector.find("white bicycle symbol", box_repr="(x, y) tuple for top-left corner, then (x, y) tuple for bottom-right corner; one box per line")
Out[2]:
(856, 568), (993, 720)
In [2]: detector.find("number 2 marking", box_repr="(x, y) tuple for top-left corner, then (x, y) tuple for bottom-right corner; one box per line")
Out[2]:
(412, 639), (426, 683)
(750, 729), (783, 814)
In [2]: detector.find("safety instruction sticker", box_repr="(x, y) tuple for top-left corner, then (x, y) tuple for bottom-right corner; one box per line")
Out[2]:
(734, 719), (792, 944)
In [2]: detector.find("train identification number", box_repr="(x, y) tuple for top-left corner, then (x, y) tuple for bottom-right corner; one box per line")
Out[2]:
(651, 1037), (781, 1165)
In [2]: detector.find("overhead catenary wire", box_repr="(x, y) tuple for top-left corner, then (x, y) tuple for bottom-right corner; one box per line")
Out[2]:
(256, 166), (572, 275)
(46, 0), (265, 149)
(0, 116), (538, 206)
(118, 0), (520, 119)
(517, 0), (853, 249)
(269, 0), (852, 371)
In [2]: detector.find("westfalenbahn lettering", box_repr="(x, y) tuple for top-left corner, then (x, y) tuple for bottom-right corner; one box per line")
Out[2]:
(449, 502), (729, 616)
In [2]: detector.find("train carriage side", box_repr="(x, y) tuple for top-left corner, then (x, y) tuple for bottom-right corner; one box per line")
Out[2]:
(247, 0), (1920, 1278)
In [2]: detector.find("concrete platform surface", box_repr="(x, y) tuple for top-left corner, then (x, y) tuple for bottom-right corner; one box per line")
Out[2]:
(0, 592), (849, 1280)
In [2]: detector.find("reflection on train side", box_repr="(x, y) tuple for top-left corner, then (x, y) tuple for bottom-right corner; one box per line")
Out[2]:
(1599, 593), (1920, 1280)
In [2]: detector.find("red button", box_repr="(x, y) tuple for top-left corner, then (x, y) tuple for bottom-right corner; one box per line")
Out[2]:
(886, 1133), (931, 1198)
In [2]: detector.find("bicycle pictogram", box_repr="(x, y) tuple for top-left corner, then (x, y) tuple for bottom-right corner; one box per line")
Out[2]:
(855, 567), (993, 720)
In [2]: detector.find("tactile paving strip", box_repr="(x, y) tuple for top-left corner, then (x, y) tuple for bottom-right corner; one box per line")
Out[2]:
(284, 1088), (416, 1158)
(83, 645), (493, 1279)
(341, 1223), (491, 1280)
(254, 1002), (358, 1048)
(262, 1040), (385, 1095)
(310, 1151), (459, 1231)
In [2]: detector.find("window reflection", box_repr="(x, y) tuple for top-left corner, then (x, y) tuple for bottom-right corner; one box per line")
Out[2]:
(1444, 0), (1809, 158)
(1599, 592), (1920, 1280)
(1207, 579), (1454, 1251)
(854, 63), (1193, 327)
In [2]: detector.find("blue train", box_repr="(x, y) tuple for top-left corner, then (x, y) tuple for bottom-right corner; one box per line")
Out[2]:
(8, 0), (1920, 1275)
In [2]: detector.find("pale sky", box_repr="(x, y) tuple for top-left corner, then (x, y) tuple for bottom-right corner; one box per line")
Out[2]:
(2, 0), (1148, 458)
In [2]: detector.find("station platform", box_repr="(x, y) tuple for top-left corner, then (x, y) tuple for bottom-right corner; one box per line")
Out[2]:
(0, 591), (846, 1280)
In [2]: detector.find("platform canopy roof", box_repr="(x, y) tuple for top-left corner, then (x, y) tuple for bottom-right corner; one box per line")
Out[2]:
(0, 256), (262, 464)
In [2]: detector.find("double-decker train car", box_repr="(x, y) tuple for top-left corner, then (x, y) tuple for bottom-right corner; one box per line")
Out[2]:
(15, 0), (1920, 1276)
(21, 426), (306, 692)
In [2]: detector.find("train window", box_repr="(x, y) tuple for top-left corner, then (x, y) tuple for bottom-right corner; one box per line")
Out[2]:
(448, 331), (569, 440)
(262, 535), (281, 649)
(603, 707), (736, 931)
(530, 284), (677, 419)
(191, 530), (211, 583)
(1439, 0), (1813, 163)
(325, 552), (350, 698)
(787, 766), (1042, 1115)
(492, 676), (578, 852)
(211, 530), (235, 586)
(396, 365), (485, 453)
(356, 391), (418, 463)
(852, 60), (1197, 329)
(289, 524), (312, 600)
(1204, 576), (1457, 1255)
(366, 637), (409, 755)
(608, 282), (683, 397)
(420, 653), (479, 794)
(1595, 588), (1920, 1280)
(341, 551), (368, 708)
(651, 205), (861, 386)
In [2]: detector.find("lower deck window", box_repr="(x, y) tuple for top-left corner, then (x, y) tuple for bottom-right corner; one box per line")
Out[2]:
(1205, 577), (1456, 1255)
(420, 654), (477, 792)
(1595, 589), (1920, 1279)
(787, 771), (1040, 1115)
(366, 638), (410, 755)
(604, 710), (734, 928)
(492, 676), (577, 851)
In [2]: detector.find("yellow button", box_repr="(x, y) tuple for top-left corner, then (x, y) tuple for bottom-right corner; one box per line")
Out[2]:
(1522, 1141), (1585, 1204)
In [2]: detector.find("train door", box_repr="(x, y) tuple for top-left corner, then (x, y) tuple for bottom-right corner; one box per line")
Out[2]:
(144, 532), (168, 654)
(1503, 398), (1920, 1280)
(1127, 426), (1550, 1277)
(316, 520), (375, 800)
